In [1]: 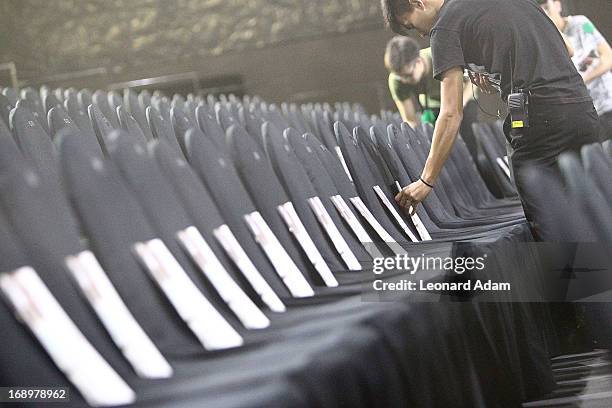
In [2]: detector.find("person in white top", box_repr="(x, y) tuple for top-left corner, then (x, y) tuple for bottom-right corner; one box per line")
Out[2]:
(541, 0), (612, 141)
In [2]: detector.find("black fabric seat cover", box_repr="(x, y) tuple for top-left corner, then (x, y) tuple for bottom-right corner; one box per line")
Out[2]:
(262, 122), (349, 271)
(57, 129), (206, 356)
(106, 130), (242, 329)
(226, 124), (321, 286)
(184, 127), (292, 298)
(151, 138), (274, 305)
(284, 128), (373, 263)
(147, 106), (184, 156)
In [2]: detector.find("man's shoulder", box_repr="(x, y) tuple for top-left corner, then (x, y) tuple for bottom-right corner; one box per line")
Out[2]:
(388, 73), (403, 92)
(433, 0), (513, 30)
(389, 73), (413, 90)
(431, 0), (476, 32)
(388, 74), (416, 101)
(389, 73), (401, 87)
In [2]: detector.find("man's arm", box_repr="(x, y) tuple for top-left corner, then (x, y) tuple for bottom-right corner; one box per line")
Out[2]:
(395, 98), (419, 128)
(395, 66), (464, 214)
(582, 40), (612, 84)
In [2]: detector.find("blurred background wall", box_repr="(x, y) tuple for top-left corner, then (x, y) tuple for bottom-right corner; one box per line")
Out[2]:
(0, 0), (610, 113)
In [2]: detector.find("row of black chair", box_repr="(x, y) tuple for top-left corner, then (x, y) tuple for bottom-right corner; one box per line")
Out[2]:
(0, 84), (596, 407)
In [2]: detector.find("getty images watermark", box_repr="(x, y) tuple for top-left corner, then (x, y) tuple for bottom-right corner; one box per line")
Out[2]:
(371, 253), (512, 293)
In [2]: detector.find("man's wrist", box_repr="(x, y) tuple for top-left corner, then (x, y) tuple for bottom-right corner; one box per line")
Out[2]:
(419, 177), (435, 189)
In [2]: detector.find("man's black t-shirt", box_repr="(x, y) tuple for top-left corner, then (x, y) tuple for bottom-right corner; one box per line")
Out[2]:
(430, 0), (591, 105)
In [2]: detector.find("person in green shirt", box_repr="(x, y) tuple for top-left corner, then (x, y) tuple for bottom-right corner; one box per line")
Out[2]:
(386, 38), (440, 126)
(385, 35), (479, 158)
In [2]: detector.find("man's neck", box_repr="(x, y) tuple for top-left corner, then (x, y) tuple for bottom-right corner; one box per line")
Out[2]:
(431, 0), (447, 29)
(436, 0), (447, 13)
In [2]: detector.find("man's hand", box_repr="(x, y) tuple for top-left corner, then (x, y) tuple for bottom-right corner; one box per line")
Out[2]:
(468, 72), (495, 94)
(395, 179), (433, 215)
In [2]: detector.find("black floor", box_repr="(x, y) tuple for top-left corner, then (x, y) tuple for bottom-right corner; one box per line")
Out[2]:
(523, 350), (612, 408)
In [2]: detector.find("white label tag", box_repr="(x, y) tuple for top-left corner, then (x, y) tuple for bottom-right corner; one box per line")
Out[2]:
(177, 226), (270, 329)
(65, 251), (173, 379)
(411, 213), (432, 241)
(133, 239), (243, 350)
(349, 197), (396, 243)
(213, 225), (286, 312)
(372, 185), (419, 242)
(243, 211), (314, 298)
(330, 195), (383, 258)
(0, 267), (136, 407)
(394, 181), (431, 241)
(334, 146), (353, 182)
(496, 157), (511, 180)
(330, 195), (372, 244)
(349, 197), (407, 256)
(277, 202), (338, 287)
(307, 197), (362, 271)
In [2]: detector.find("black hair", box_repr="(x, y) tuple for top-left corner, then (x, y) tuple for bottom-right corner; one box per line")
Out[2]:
(384, 36), (421, 74)
(381, 0), (413, 35)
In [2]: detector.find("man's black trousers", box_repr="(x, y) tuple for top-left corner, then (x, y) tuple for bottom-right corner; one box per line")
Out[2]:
(503, 101), (600, 241)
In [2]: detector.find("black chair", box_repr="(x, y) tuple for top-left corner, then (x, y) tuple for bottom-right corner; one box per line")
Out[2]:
(124, 88), (154, 141)
(10, 101), (63, 190)
(2, 86), (19, 106)
(77, 89), (93, 112)
(559, 152), (612, 242)
(582, 143), (612, 203)
(196, 104), (227, 151)
(20, 87), (47, 131)
(93, 90), (120, 128)
(152, 137), (286, 312)
(147, 105), (183, 156)
(43, 92), (62, 116)
(263, 121), (361, 273)
(88, 103), (118, 154)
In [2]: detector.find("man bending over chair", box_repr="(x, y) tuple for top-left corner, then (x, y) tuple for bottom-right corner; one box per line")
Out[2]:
(383, 0), (599, 241)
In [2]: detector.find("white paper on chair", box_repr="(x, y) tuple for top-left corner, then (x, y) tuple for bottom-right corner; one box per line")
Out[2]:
(243, 211), (314, 298)
(335, 146), (354, 182)
(177, 226), (270, 329)
(330, 195), (372, 244)
(133, 239), (243, 350)
(372, 185), (419, 242)
(277, 202), (338, 287)
(213, 224), (286, 312)
(308, 197), (362, 270)
(0, 267), (136, 407)
(349, 196), (396, 243)
(65, 251), (173, 379)
(394, 181), (432, 241)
